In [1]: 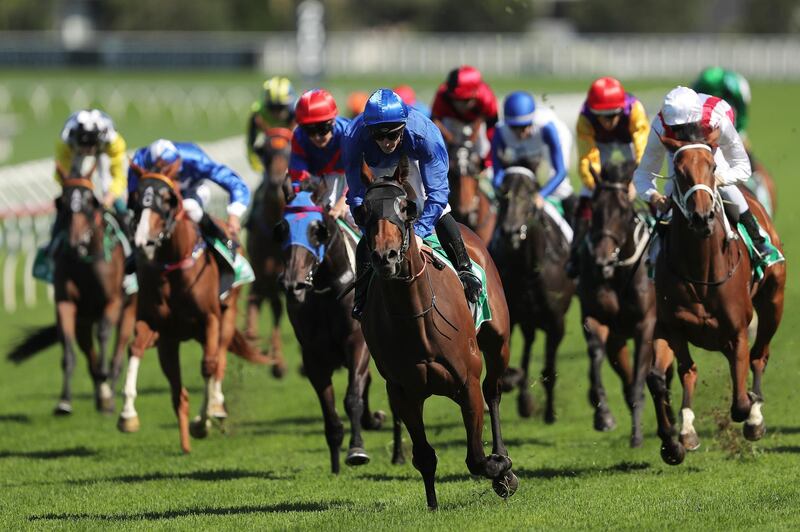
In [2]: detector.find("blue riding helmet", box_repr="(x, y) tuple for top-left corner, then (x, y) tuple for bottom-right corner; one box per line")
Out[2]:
(143, 139), (181, 171)
(503, 91), (536, 127)
(363, 89), (409, 127)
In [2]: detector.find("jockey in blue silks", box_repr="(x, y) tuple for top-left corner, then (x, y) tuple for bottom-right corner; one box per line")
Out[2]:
(491, 91), (576, 219)
(343, 88), (482, 320)
(128, 139), (250, 250)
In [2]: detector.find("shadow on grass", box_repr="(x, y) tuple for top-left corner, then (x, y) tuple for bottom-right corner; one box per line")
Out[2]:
(29, 501), (351, 522)
(0, 413), (31, 424)
(0, 446), (96, 459)
(66, 468), (286, 485)
(769, 426), (800, 435)
(765, 446), (800, 454)
(432, 436), (553, 450)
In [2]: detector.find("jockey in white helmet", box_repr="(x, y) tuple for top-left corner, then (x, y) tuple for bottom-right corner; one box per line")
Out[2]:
(633, 86), (782, 267)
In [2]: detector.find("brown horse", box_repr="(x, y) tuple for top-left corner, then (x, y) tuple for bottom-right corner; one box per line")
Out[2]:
(8, 167), (136, 416)
(245, 127), (292, 377)
(121, 162), (272, 453)
(647, 135), (786, 465)
(445, 120), (497, 243)
(359, 157), (517, 510)
(492, 166), (575, 422)
(275, 178), (402, 472)
(577, 161), (655, 447)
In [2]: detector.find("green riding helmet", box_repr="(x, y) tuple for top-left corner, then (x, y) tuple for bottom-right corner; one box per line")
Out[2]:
(693, 67), (751, 134)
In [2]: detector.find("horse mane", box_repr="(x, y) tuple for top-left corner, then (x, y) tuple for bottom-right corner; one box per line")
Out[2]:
(599, 160), (637, 184)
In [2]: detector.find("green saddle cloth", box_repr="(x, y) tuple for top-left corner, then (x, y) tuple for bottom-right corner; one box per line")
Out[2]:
(210, 238), (255, 298)
(736, 222), (784, 282)
(422, 234), (492, 330)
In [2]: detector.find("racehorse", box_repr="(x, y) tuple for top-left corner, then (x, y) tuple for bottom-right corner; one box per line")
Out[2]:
(275, 178), (403, 473)
(492, 165), (575, 422)
(121, 161), (272, 453)
(746, 155), (778, 218)
(245, 126), (292, 378)
(445, 120), (497, 244)
(647, 133), (786, 465)
(358, 156), (517, 510)
(8, 165), (136, 415)
(576, 161), (655, 447)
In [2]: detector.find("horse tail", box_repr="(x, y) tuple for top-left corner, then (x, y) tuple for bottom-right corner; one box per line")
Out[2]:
(7, 325), (59, 364)
(228, 329), (273, 365)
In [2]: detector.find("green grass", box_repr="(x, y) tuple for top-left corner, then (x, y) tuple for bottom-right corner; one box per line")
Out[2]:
(1, 73), (799, 530)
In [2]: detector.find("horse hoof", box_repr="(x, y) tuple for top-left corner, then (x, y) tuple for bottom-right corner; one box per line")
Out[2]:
(392, 453), (406, 466)
(117, 415), (140, 433)
(660, 441), (686, 465)
(500, 368), (523, 392)
(517, 392), (534, 419)
(189, 416), (211, 439)
(492, 471), (519, 499)
(484, 454), (512, 479)
(743, 421), (766, 442)
(53, 401), (72, 416)
(271, 362), (287, 379)
(363, 410), (386, 430)
(99, 397), (115, 415)
(210, 404), (228, 420)
(629, 433), (643, 448)
(345, 447), (370, 466)
(680, 432), (701, 451)
(593, 409), (616, 432)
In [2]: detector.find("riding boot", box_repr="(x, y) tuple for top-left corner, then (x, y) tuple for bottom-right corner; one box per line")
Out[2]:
(199, 212), (236, 251)
(352, 238), (372, 321)
(566, 197), (591, 279)
(739, 210), (782, 264)
(435, 213), (482, 303)
(560, 194), (578, 229)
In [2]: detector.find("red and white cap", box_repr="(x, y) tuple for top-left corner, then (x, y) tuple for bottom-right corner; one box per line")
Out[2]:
(662, 86), (703, 126)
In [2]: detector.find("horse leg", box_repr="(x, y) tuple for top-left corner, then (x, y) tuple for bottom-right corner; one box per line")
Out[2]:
(542, 317), (565, 424)
(191, 314), (220, 439)
(584, 317), (615, 431)
(117, 320), (155, 433)
(268, 291), (286, 379)
(675, 343), (700, 451)
(209, 298), (238, 422)
(110, 295), (137, 400)
(390, 399), (406, 465)
(74, 317), (106, 413)
(629, 317), (656, 448)
(157, 335), (190, 453)
(647, 331), (684, 465)
(726, 329), (754, 424)
(343, 342), (371, 466)
(245, 289), (263, 341)
(359, 370), (386, 430)
(516, 325), (535, 419)
(54, 302), (78, 415)
(387, 382), (438, 510)
(94, 313), (116, 414)
(308, 364), (344, 474)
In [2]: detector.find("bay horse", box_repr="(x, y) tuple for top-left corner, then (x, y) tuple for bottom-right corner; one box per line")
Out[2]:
(359, 156), (517, 510)
(275, 179), (403, 473)
(647, 133), (786, 465)
(121, 161), (272, 453)
(245, 126), (292, 378)
(8, 165), (136, 416)
(577, 160), (655, 447)
(492, 165), (575, 422)
(445, 120), (497, 243)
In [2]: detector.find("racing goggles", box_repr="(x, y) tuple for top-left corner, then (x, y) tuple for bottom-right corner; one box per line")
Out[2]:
(302, 121), (334, 137)
(369, 124), (405, 142)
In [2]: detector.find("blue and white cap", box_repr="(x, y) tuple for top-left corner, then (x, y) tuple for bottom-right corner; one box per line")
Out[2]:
(144, 139), (180, 170)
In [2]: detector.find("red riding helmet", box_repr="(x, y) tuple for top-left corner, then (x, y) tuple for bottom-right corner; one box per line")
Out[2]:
(393, 84), (417, 105)
(296, 89), (338, 125)
(587, 77), (626, 113)
(446, 65), (482, 100)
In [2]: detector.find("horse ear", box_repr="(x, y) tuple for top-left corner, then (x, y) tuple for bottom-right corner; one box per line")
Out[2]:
(396, 155), (410, 184)
(360, 157), (374, 186)
(706, 128), (721, 149)
(129, 158), (145, 177)
(659, 134), (683, 153)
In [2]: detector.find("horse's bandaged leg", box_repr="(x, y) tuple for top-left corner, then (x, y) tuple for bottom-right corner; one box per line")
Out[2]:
(120, 355), (140, 419)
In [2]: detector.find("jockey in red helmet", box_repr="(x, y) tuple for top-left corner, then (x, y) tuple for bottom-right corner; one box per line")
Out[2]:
(431, 65), (499, 171)
(290, 89), (351, 219)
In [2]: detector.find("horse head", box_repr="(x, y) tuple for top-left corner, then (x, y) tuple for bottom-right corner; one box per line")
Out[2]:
(273, 178), (334, 303)
(497, 164), (540, 250)
(360, 155), (419, 279)
(57, 163), (102, 258)
(589, 160), (637, 279)
(447, 121), (483, 222)
(660, 127), (721, 238)
(129, 159), (183, 260)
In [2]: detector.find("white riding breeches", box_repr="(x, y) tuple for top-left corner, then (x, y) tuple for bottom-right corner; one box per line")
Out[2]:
(182, 182), (211, 223)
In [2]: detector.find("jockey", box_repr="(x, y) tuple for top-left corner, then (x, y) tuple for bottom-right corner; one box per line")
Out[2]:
(394, 84), (431, 117)
(246, 76), (297, 173)
(693, 67), (751, 140)
(491, 91), (576, 218)
(633, 86), (783, 266)
(289, 89), (351, 218)
(129, 139), (250, 251)
(44, 109), (128, 258)
(344, 88), (482, 320)
(431, 65), (499, 170)
(346, 91), (370, 119)
(567, 77), (650, 277)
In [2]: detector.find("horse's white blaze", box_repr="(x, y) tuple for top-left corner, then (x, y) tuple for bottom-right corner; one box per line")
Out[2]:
(134, 208), (152, 248)
(747, 401), (764, 427)
(120, 355), (140, 419)
(680, 408), (696, 435)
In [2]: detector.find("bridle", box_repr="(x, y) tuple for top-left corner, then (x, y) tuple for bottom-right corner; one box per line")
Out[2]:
(135, 174), (185, 250)
(61, 178), (103, 261)
(588, 181), (651, 274)
(497, 167), (543, 247)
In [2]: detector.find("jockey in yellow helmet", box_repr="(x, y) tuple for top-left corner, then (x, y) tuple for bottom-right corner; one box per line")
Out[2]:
(246, 76), (297, 173)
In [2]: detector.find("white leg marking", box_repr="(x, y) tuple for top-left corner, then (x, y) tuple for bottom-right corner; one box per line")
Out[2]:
(680, 408), (696, 436)
(747, 401), (764, 426)
(120, 356), (140, 419)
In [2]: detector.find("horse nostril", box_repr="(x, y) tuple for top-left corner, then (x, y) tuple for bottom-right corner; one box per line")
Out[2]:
(708, 211), (715, 220)
(387, 249), (398, 261)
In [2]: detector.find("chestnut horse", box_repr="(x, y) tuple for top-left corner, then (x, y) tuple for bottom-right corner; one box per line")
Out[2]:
(275, 179), (403, 472)
(577, 161), (655, 447)
(245, 127), (292, 377)
(121, 162), (272, 453)
(359, 157), (517, 510)
(445, 120), (497, 243)
(8, 167), (136, 416)
(492, 166), (575, 422)
(647, 135), (786, 465)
